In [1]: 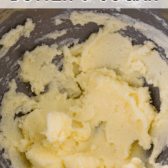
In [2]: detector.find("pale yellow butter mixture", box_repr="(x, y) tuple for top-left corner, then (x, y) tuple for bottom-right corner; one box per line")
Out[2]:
(1, 11), (168, 168)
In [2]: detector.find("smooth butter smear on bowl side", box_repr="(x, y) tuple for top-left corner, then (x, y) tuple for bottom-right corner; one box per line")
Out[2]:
(1, 11), (168, 168)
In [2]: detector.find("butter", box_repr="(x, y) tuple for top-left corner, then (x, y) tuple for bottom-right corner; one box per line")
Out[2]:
(0, 18), (35, 59)
(46, 112), (72, 143)
(0, 11), (168, 168)
(63, 154), (100, 168)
